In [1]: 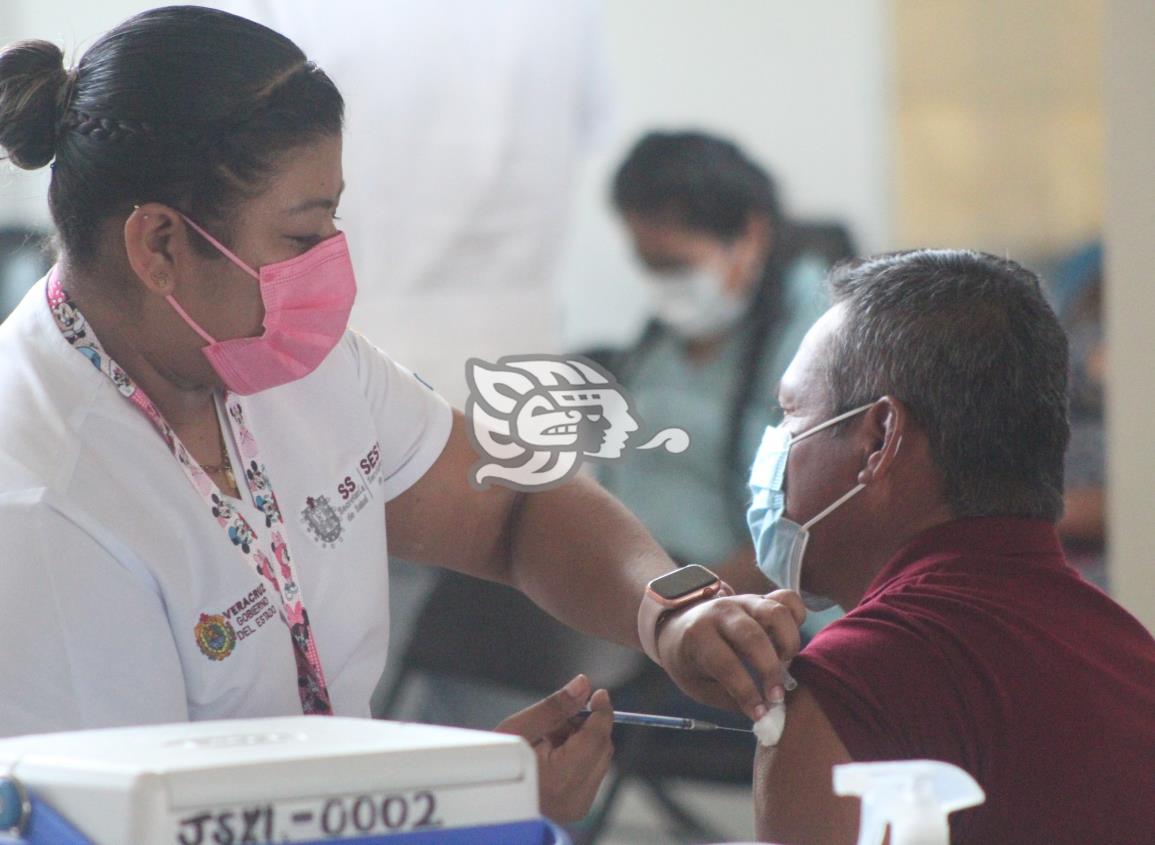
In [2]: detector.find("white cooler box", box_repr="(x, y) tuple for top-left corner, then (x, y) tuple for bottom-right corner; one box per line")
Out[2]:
(0, 716), (554, 845)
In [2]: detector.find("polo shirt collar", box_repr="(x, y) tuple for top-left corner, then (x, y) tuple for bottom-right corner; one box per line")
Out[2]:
(863, 517), (1065, 601)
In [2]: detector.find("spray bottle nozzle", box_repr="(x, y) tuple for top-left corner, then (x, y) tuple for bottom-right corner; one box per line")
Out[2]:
(833, 760), (985, 845)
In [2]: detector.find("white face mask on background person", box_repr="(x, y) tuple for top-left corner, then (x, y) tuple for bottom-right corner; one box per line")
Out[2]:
(643, 264), (751, 341)
(746, 403), (874, 610)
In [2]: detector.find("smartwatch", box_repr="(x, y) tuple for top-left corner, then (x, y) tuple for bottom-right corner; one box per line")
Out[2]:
(637, 564), (733, 664)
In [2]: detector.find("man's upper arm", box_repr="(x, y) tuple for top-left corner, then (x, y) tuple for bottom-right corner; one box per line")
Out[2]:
(755, 686), (860, 845)
(757, 592), (986, 844)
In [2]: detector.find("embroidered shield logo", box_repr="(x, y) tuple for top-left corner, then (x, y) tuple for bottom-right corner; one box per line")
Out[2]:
(194, 613), (236, 661)
(301, 495), (342, 545)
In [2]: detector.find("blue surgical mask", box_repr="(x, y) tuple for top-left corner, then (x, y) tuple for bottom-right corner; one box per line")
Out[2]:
(746, 403), (873, 610)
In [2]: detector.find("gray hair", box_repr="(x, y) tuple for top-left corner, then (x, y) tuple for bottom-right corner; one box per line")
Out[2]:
(823, 249), (1069, 521)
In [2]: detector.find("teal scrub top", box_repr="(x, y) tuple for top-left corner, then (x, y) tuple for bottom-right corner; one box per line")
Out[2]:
(599, 254), (843, 635)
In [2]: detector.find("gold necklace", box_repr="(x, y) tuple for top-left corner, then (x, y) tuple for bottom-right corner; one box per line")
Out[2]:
(201, 425), (237, 493)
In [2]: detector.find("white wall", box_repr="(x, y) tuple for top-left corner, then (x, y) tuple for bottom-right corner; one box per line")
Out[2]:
(0, 0), (155, 227)
(554, 0), (892, 349)
(1104, 0), (1155, 631)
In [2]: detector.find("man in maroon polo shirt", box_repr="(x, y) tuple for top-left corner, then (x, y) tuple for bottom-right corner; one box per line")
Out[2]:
(752, 250), (1155, 844)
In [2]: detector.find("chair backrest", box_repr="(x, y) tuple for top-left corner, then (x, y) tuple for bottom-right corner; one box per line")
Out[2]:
(791, 218), (857, 267)
(396, 570), (642, 696)
(0, 228), (52, 323)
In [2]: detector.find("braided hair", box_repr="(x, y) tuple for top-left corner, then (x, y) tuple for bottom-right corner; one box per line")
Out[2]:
(60, 112), (154, 145)
(611, 131), (802, 517)
(0, 6), (344, 265)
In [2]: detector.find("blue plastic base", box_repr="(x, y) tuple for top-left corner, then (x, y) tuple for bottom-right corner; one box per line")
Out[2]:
(295, 820), (571, 844)
(0, 780), (571, 845)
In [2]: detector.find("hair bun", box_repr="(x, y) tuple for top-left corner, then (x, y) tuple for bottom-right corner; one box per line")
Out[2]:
(0, 39), (70, 170)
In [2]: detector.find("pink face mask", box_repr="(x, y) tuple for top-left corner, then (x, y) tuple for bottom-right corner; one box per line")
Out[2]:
(166, 215), (357, 395)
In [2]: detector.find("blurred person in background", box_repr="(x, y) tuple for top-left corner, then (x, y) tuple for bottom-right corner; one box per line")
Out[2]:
(568, 133), (851, 785)
(597, 130), (851, 639)
(220, 0), (611, 406)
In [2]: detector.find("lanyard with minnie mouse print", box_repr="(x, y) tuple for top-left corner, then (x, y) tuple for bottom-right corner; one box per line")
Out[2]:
(46, 270), (333, 716)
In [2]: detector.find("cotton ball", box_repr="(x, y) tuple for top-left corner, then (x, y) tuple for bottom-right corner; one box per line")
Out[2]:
(753, 701), (786, 746)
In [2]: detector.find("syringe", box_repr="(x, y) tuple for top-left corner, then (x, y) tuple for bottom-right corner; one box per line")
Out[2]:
(576, 708), (752, 734)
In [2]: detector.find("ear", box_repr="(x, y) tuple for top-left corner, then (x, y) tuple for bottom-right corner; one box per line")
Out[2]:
(857, 396), (906, 485)
(123, 203), (183, 296)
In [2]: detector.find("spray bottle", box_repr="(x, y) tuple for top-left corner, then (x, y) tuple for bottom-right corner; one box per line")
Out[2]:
(832, 760), (985, 845)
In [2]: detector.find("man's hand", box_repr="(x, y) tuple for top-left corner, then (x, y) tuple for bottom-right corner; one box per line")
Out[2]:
(655, 589), (807, 720)
(494, 674), (614, 822)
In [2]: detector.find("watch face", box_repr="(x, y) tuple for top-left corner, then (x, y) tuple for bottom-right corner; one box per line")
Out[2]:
(650, 564), (718, 601)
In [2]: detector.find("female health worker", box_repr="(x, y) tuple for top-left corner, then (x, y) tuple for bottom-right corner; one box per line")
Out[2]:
(0, 5), (804, 821)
